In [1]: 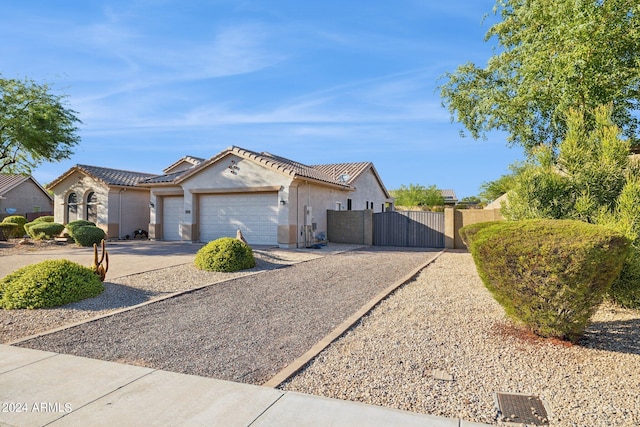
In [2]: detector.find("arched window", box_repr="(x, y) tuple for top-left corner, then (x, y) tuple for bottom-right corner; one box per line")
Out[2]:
(86, 191), (97, 223)
(67, 192), (78, 222)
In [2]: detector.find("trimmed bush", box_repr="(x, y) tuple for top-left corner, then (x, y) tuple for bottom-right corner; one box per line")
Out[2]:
(2, 215), (27, 238)
(0, 259), (104, 309)
(32, 215), (54, 223)
(0, 223), (18, 241)
(195, 237), (256, 272)
(72, 225), (106, 247)
(66, 220), (96, 238)
(464, 219), (629, 342)
(458, 221), (502, 248)
(25, 222), (65, 240)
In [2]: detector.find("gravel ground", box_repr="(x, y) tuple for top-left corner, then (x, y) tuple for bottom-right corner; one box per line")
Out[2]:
(14, 247), (438, 385)
(0, 246), (332, 343)
(280, 251), (640, 427)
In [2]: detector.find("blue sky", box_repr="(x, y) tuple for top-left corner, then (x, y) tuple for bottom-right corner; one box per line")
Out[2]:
(2, 1), (525, 199)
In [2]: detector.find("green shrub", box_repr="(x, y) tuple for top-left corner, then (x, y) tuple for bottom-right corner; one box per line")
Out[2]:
(458, 221), (502, 248)
(25, 222), (65, 240)
(466, 219), (629, 342)
(195, 237), (256, 272)
(32, 215), (54, 223)
(0, 259), (104, 309)
(72, 225), (106, 247)
(0, 223), (18, 241)
(66, 220), (96, 238)
(2, 215), (27, 238)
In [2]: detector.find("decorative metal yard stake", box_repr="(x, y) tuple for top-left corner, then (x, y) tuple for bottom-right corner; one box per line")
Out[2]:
(91, 239), (109, 281)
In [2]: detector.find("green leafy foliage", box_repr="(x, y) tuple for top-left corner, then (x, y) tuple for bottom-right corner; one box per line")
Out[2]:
(0, 259), (104, 309)
(66, 220), (96, 238)
(32, 215), (54, 223)
(2, 215), (27, 238)
(25, 222), (65, 240)
(389, 184), (444, 208)
(0, 76), (81, 174)
(464, 220), (629, 342)
(503, 105), (640, 307)
(194, 237), (256, 272)
(439, 0), (640, 152)
(72, 225), (106, 247)
(0, 223), (18, 241)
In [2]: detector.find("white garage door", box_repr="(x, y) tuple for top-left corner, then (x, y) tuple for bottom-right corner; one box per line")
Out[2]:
(199, 193), (278, 245)
(163, 197), (184, 241)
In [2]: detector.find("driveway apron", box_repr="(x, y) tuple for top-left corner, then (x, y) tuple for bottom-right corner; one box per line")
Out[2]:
(15, 247), (438, 385)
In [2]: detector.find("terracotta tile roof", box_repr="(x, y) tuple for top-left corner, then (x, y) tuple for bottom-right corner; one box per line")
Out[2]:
(162, 155), (205, 174)
(75, 165), (158, 187)
(311, 162), (372, 185)
(48, 165), (159, 189)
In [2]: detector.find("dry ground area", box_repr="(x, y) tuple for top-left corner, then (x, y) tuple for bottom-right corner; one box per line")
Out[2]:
(281, 251), (640, 427)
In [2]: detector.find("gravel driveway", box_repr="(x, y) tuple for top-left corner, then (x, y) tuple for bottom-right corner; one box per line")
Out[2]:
(15, 247), (439, 385)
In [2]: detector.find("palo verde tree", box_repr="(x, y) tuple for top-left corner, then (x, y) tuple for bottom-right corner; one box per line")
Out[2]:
(1, 76), (81, 174)
(439, 0), (640, 153)
(390, 184), (444, 208)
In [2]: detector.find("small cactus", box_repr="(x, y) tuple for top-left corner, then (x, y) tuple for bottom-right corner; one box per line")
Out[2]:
(91, 239), (109, 281)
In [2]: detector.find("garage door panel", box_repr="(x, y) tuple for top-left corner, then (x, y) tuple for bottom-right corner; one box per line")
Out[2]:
(199, 193), (278, 245)
(163, 197), (184, 241)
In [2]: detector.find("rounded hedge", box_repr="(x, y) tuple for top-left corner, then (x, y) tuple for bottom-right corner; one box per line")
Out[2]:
(463, 219), (630, 342)
(0, 223), (18, 241)
(32, 215), (54, 223)
(25, 222), (65, 240)
(72, 225), (106, 247)
(0, 259), (104, 309)
(2, 215), (27, 238)
(195, 237), (256, 272)
(66, 220), (97, 238)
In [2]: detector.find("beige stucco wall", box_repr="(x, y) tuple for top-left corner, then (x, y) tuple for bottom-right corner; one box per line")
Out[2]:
(347, 169), (392, 213)
(444, 207), (503, 249)
(51, 170), (150, 239)
(0, 179), (53, 217)
(148, 154), (392, 248)
(107, 188), (151, 239)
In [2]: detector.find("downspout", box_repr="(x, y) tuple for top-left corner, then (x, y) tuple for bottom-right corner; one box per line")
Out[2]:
(118, 188), (126, 239)
(296, 184), (300, 248)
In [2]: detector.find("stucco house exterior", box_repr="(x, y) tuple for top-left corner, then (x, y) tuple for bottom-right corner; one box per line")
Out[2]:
(141, 146), (393, 247)
(47, 165), (158, 239)
(46, 146), (393, 247)
(0, 174), (53, 219)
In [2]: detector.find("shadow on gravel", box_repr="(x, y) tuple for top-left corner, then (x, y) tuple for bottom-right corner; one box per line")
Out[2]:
(63, 282), (154, 312)
(580, 318), (640, 355)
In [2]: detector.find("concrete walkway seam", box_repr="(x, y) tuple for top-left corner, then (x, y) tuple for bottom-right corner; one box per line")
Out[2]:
(262, 250), (445, 388)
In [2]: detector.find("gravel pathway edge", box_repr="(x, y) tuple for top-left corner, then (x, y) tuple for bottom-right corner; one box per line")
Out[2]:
(263, 250), (445, 387)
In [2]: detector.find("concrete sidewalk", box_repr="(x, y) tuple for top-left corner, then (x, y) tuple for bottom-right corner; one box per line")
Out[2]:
(1, 345), (491, 427)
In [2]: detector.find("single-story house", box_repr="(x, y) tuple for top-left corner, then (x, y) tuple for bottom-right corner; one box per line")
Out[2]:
(0, 174), (53, 220)
(47, 146), (393, 247)
(47, 164), (160, 238)
(141, 146), (393, 247)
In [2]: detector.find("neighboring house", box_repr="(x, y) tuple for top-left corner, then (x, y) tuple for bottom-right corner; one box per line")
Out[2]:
(46, 146), (393, 247)
(0, 174), (53, 219)
(140, 146), (393, 247)
(440, 189), (458, 206)
(47, 165), (158, 239)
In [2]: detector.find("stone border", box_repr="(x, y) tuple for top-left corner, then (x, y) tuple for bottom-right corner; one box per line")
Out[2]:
(262, 250), (445, 388)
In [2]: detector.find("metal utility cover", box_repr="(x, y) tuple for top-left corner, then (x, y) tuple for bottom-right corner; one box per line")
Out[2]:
(495, 392), (550, 426)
